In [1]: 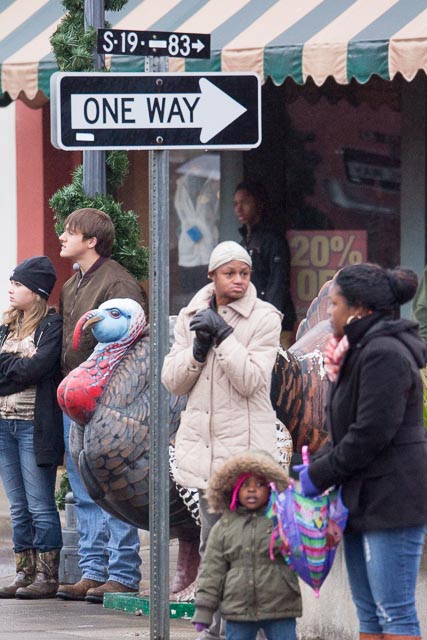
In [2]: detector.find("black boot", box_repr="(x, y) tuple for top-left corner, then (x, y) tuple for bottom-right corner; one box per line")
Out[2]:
(0, 549), (36, 598)
(15, 549), (60, 599)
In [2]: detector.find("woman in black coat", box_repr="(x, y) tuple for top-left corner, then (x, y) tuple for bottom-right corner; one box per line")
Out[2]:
(0, 257), (63, 601)
(295, 263), (427, 640)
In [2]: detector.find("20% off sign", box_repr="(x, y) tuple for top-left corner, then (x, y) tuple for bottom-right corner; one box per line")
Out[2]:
(288, 230), (367, 312)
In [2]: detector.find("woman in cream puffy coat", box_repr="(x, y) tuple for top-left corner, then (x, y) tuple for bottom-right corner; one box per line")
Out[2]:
(162, 241), (282, 639)
(162, 241), (282, 490)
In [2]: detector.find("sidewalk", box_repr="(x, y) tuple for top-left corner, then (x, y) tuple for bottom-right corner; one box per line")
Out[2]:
(0, 594), (195, 639)
(0, 481), (196, 639)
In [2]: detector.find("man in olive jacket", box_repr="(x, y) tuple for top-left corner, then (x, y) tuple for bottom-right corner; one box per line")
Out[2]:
(56, 208), (147, 603)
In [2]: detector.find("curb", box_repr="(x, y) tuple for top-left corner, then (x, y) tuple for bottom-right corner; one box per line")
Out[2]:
(103, 593), (195, 619)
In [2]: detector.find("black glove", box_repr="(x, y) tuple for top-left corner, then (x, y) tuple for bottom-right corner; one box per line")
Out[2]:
(190, 308), (233, 345)
(192, 329), (213, 363)
(190, 309), (214, 362)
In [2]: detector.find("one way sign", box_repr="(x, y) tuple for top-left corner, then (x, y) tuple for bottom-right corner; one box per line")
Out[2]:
(50, 72), (261, 150)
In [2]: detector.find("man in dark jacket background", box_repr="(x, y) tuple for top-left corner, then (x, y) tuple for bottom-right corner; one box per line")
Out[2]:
(234, 181), (296, 348)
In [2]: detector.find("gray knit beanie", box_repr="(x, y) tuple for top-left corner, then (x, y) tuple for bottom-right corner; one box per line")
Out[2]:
(208, 241), (252, 273)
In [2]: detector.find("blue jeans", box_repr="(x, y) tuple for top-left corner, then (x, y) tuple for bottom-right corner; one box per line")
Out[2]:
(63, 415), (141, 588)
(226, 619), (296, 640)
(0, 419), (62, 552)
(344, 527), (426, 636)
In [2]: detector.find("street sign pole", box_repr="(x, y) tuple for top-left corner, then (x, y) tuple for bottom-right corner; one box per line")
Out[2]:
(147, 54), (170, 640)
(83, 0), (106, 196)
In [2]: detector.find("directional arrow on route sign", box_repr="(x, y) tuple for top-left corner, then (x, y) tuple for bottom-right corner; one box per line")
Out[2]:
(50, 72), (261, 150)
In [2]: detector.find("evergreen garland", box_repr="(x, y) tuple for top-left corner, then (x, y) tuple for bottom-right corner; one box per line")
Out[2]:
(49, 0), (149, 280)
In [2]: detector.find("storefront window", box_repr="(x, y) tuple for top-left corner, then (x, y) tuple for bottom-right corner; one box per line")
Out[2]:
(167, 80), (403, 325)
(285, 88), (401, 321)
(169, 151), (221, 314)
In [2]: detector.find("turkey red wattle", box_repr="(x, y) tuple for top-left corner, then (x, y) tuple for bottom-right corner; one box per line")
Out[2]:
(57, 355), (116, 425)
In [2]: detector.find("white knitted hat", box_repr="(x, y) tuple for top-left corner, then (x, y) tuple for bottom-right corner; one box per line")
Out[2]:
(208, 241), (252, 273)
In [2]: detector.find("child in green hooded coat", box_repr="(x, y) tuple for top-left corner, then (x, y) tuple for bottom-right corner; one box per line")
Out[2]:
(192, 450), (302, 640)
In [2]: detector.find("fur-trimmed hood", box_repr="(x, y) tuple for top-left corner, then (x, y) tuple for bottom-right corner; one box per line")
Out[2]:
(206, 450), (289, 513)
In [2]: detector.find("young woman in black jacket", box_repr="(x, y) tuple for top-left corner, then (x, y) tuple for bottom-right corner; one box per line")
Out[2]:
(0, 257), (63, 600)
(295, 263), (427, 640)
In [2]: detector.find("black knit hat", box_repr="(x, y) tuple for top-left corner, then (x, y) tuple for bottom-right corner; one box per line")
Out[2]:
(11, 256), (57, 300)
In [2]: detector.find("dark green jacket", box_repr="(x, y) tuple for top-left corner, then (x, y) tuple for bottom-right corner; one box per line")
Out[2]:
(193, 507), (302, 625)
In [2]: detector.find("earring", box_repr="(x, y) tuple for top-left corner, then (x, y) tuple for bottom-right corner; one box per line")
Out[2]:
(346, 314), (362, 325)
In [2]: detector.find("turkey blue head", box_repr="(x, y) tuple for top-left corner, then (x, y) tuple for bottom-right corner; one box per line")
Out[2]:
(72, 298), (146, 352)
(58, 298), (146, 426)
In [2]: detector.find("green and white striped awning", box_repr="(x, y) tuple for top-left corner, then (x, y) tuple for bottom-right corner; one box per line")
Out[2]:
(1, 0), (427, 103)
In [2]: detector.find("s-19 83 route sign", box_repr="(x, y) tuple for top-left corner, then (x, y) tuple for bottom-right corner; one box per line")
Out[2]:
(50, 72), (261, 151)
(97, 29), (211, 59)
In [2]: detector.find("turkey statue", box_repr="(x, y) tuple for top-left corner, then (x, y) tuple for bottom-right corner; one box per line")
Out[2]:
(58, 282), (333, 599)
(57, 298), (199, 595)
(272, 278), (332, 453)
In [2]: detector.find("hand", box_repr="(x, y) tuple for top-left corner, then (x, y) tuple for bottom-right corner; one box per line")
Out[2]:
(192, 329), (213, 363)
(292, 464), (321, 497)
(190, 308), (233, 345)
(193, 622), (208, 633)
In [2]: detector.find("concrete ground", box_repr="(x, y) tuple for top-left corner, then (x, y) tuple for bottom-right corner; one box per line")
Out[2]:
(3, 473), (426, 640)
(0, 478), (196, 640)
(0, 597), (196, 640)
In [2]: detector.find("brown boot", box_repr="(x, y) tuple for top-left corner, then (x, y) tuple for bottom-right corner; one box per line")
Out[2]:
(15, 550), (60, 599)
(85, 580), (138, 604)
(0, 550), (36, 599)
(360, 634), (384, 640)
(56, 578), (104, 601)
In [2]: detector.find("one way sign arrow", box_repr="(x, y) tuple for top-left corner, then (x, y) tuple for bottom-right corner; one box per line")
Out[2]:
(50, 72), (261, 150)
(70, 78), (247, 144)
